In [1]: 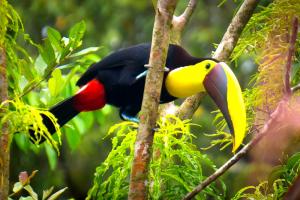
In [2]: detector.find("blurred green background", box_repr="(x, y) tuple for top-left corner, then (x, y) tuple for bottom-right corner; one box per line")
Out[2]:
(9, 0), (262, 199)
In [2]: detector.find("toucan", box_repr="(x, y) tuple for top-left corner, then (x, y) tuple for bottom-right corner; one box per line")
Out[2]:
(35, 43), (246, 151)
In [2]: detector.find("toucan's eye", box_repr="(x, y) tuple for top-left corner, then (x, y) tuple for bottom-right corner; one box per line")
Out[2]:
(205, 63), (211, 69)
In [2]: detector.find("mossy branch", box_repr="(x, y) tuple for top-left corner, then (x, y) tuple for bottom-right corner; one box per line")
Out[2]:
(0, 0), (10, 198)
(128, 0), (178, 199)
(176, 0), (260, 119)
(0, 46), (9, 200)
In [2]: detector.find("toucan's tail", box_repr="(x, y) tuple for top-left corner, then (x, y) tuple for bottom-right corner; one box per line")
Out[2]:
(32, 79), (106, 137)
(42, 96), (80, 134)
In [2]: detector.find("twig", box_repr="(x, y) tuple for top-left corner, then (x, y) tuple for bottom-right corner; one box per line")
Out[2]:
(292, 83), (300, 93)
(128, 0), (178, 199)
(170, 0), (197, 44)
(176, 0), (260, 119)
(183, 100), (288, 200)
(285, 17), (298, 98)
(180, 0), (197, 23)
(213, 0), (260, 61)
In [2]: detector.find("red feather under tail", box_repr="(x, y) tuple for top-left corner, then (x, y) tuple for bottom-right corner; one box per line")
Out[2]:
(73, 79), (106, 112)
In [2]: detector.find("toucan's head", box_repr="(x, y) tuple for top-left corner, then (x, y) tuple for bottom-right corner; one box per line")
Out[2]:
(166, 60), (246, 152)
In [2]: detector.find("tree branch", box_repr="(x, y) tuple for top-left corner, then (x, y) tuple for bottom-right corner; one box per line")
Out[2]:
(170, 0), (197, 44)
(0, 47), (10, 200)
(176, 0), (260, 119)
(183, 100), (288, 200)
(285, 17), (298, 98)
(0, 0), (10, 198)
(128, 1), (178, 199)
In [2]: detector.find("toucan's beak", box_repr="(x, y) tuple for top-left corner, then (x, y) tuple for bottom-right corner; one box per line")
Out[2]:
(203, 62), (246, 152)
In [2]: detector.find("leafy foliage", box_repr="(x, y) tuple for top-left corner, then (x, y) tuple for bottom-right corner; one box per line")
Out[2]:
(232, 0), (300, 61)
(232, 152), (300, 199)
(88, 115), (225, 200)
(0, 98), (62, 153)
(2, 7), (102, 162)
(231, 0), (300, 124)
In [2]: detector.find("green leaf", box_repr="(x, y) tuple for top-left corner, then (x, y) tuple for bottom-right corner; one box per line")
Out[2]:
(69, 47), (102, 58)
(69, 21), (86, 49)
(65, 128), (81, 151)
(48, 68), (64, 97)
(34, 54), (47, 75)
(42, 187), (54, 200)
(24, 185), (38, 200)
(45, 144), (58, 170)
(79, 112), (94, 130)
(287, 152), (300, 170)
(20, 59), (36, 81)
(47, 187), (68, 200)
(60, 38), (72, 59)
(14, 133), (30, 152)
(47, 27), (62, 53)
(39, 39), (56, 68)
(268, 165), (286, 184)
(71, 116), (86, 134)
(292, 62), (300, 85)
(19, 197), (34, 200)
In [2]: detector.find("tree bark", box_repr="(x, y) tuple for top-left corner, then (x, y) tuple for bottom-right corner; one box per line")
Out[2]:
(128, 1), (178, 199)
(0, 47), (9, 200)
(170, 0), (197, 44)
(176, 0), (260, 119)
(0, 0), (9, 198)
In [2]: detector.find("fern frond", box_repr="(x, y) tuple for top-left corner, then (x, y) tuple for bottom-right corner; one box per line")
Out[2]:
(88, 115), (224, 200)
(0, 98), (61, 153)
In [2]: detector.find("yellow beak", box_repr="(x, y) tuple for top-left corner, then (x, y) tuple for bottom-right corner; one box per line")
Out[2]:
(203, 62), (246, 152)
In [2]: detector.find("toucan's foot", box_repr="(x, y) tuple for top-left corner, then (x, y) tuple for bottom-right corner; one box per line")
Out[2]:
(144, 64), (170, 72)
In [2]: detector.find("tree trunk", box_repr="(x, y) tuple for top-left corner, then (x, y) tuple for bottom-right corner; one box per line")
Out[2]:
(128, 0), (178, 199)
(0, 0), (10, 198)
(0, 46), (9, 200)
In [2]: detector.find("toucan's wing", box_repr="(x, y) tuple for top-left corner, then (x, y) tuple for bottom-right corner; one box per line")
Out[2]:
(76, 61), (128, 87)
(117, 61), (148, 87)
(76, 44), (151, 87)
